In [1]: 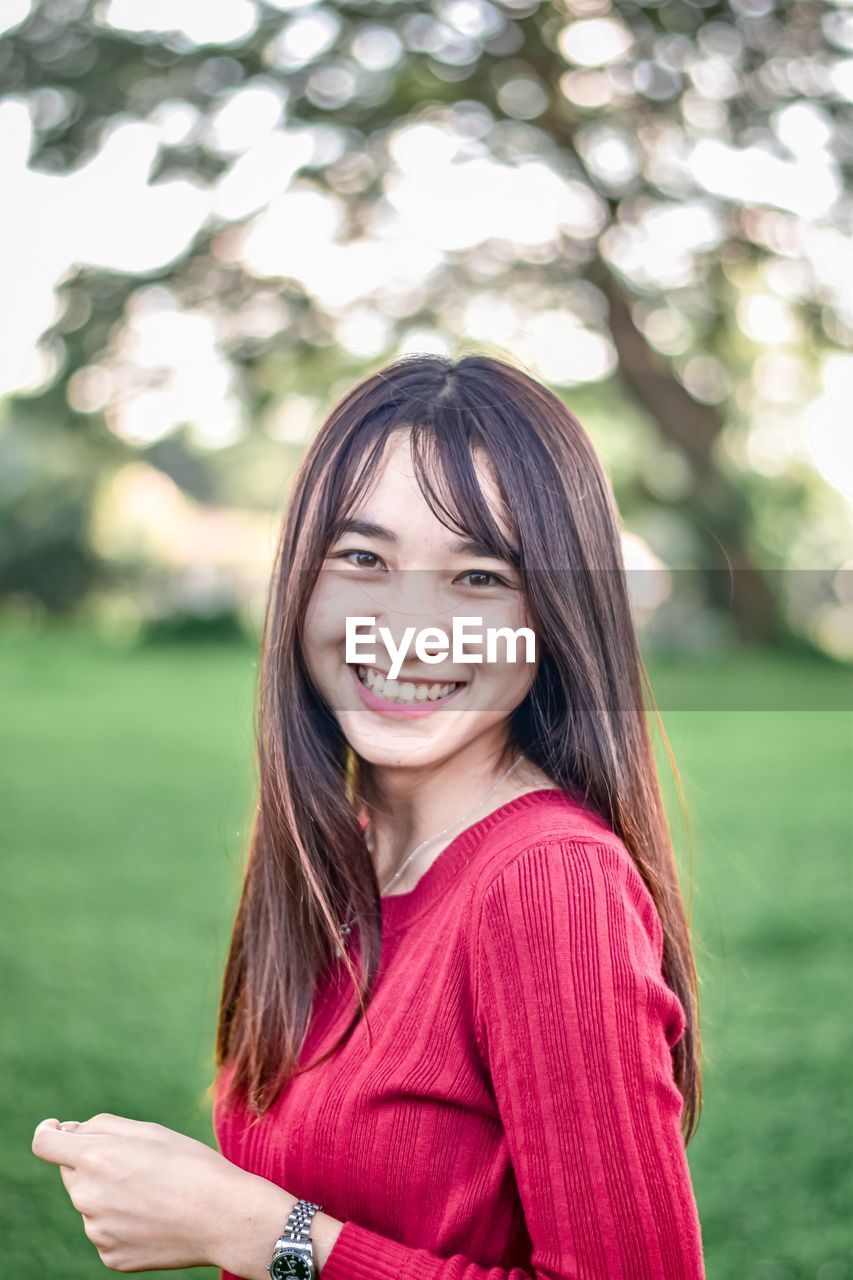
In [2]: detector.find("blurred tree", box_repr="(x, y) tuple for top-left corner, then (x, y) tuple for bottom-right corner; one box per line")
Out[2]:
(1, 0), (850, 642)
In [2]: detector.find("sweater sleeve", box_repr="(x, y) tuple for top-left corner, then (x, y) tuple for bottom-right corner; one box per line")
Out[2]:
(319, 837), (705, 1280)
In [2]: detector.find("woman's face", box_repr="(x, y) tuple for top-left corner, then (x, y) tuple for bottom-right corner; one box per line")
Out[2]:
(302, 431), (539, 771)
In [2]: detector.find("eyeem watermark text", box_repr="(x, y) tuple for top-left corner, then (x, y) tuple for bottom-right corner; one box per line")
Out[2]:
(346, 616), (536, 680)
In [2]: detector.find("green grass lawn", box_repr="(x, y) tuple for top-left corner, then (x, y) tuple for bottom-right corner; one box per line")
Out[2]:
(1, 620), (850, 1280)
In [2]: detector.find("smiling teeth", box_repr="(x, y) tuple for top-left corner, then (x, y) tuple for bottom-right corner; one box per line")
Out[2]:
(357, 666), (460, 703)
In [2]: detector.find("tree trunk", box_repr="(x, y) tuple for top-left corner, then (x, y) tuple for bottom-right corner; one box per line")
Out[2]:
(598, 269), (783, 644)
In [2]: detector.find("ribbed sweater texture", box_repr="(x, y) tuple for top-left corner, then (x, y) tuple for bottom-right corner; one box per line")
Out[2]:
(213, 788), (706, 1279)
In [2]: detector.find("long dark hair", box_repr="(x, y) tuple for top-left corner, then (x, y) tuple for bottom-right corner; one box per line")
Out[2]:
(213, 351), (703, 1142)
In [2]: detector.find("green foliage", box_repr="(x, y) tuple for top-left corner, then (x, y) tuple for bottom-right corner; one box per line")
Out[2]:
(138, 605), (251, 646)
(0, 406), (110, 611)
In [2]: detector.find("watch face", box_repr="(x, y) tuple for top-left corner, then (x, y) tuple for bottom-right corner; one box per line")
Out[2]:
(271, 1249), (312, 1280)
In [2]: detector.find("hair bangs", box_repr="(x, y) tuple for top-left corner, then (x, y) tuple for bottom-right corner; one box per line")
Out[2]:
(409, 416), (521, 568)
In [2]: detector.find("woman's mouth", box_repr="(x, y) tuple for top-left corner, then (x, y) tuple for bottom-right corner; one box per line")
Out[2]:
(348, 663), (467, 719)
(358, 664), (461, 703)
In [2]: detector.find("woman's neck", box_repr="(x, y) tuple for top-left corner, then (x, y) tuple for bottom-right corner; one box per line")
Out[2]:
(358, 741), (556, 891)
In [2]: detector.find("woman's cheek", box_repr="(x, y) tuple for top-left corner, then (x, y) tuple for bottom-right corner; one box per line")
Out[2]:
(482, 602), (538, 700)
(302, 588), (346, 681)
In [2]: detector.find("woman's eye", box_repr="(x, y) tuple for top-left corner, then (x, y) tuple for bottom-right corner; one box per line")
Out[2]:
(455, 570), (507, 589)
(333, 549), (386, 570)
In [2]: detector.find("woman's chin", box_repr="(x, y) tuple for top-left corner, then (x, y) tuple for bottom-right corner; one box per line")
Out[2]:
(340, 721), (454, 763)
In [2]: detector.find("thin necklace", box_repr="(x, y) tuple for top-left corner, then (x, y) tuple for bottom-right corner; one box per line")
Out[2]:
(340, 754), (524, 940)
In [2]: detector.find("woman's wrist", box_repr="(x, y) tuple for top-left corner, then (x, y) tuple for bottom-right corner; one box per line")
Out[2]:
(208, 1167), (345, 1279)
(207, 1169), (297, 1279)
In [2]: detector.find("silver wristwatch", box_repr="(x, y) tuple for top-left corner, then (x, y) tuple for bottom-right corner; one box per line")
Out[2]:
(266, 1198), (323, 1280)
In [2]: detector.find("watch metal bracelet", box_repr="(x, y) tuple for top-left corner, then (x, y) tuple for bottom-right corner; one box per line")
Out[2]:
(266, 1198), (323, 1278)
(284, 1198), (323, 1243)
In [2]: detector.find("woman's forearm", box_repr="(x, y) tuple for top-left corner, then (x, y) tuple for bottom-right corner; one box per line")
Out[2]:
(209, 1171), (344, 1279)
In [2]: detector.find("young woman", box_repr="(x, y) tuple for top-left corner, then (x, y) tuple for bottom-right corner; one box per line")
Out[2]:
(33, 353), (706, 1278)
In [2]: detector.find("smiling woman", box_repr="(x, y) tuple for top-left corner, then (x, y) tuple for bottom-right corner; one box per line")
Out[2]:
(300, 429), (544, 774)
(204, 351), (707, 1280)
(32, 351), (706, 1280)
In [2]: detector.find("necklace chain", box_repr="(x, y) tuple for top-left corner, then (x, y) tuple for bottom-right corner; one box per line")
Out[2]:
(340, 754), (523, 940)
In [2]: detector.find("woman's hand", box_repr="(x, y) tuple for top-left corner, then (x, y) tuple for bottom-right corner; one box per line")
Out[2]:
(31, 1112), (265, 1273)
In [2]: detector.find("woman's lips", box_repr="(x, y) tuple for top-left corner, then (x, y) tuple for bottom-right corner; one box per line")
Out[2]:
(347, 663), (466, 720)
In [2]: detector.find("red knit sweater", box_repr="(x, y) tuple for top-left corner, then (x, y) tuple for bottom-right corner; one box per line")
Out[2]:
(213, 787), (706, 1279)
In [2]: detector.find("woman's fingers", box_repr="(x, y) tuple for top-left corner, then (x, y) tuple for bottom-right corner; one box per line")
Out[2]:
(32, 1119), (80, 1167)
(71, 1112), (148, 1136)
(32, 1111), (143, 1165)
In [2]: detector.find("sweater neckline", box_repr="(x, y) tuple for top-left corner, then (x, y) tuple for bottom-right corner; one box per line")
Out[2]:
(376, 787), (574, 929)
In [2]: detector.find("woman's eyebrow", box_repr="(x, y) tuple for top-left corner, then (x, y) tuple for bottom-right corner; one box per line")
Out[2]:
(334, 518), (395, 542)
(451, 536), (515, 561)
(334, 518), (515, 562)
